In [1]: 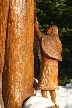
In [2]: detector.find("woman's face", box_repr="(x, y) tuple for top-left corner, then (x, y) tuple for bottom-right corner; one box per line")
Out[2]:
(45, 26), (52, 35)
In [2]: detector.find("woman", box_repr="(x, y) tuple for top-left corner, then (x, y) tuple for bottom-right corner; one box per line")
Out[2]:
(34, 20), (62, 108)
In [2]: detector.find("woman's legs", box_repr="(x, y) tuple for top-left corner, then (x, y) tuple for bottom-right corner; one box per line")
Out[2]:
(41, 90), (56, 102)
(41, 90), (47, 98)
(49, 90), (56, 104)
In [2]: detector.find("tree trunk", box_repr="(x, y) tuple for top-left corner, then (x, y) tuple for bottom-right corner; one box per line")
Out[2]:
(2, 0), (34, 108)
(0, 0), (9, 108)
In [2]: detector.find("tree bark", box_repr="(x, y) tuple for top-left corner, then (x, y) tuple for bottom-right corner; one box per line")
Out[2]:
(2, 0), (34, 108)
(0, 0), (9, 108)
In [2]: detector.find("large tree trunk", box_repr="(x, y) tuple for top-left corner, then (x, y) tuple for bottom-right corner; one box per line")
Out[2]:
(2, 0), (34, 108)
(0, 0), (9, 108)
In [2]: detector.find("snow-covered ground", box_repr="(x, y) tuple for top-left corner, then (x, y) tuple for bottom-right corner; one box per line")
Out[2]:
(24, 79), (72, 108)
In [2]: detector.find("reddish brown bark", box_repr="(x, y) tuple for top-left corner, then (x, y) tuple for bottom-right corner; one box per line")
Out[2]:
(2, 0), (34, 108)
(0, 0), (9, 108)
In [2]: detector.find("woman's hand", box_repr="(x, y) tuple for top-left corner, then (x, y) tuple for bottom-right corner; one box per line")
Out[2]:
(34, 17), (38, 27)
(34, 21), (38, 28)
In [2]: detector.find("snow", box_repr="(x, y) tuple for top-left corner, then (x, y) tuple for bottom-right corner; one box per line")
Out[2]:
(23, 79), (72, 108)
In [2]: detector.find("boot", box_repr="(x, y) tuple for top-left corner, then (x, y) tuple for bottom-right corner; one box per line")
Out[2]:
(48, 104), (59, 108)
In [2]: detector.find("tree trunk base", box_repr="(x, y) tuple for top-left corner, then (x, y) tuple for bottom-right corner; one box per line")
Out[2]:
(0, 95), (4, 108)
